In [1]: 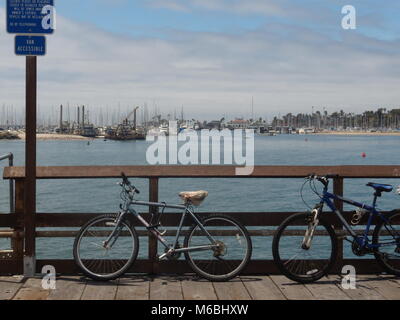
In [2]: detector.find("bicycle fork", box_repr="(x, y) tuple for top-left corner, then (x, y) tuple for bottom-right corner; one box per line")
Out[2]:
(302, 208), (321, 250)
(103, 211), (127, 249)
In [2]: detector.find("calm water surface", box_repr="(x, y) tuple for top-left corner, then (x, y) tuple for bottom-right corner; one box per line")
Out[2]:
(0, 134), (399, 260)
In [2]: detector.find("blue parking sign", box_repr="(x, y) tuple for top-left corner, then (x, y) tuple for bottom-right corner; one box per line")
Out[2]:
(7, 0), (55, 34)
(15, 36), (46, 56)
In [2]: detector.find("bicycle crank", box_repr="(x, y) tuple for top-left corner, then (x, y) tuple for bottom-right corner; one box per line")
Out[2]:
(159, 244), (182, 261)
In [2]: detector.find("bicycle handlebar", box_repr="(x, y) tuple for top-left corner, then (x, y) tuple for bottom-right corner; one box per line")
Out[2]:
(121, 172), (140, 194)
(306, 173), (339, 187)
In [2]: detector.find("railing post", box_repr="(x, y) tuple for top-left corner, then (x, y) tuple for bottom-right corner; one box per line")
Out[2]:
(24, 56), (37, 277)
(149, 178), (159, 274)
(0, 153), (15, 213)
(333, 177), (344, 272)
(12, 180), (25, 271)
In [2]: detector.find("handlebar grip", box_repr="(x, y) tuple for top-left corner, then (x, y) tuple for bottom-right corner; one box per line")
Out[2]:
(121, 172), (129, 184)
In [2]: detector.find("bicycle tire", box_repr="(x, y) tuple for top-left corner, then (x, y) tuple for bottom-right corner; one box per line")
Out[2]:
(73, 214), (139, 281)
(272, 212), (338, 283)
(184, 214), (252, 282)
(373, 210), (400, 276)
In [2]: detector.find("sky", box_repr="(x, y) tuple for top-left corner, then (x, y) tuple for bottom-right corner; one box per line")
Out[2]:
(1, 0), (400, 121)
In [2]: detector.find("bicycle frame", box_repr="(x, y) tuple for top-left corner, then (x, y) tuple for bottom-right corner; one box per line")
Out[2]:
(320, 188), (391, 249)
(109, 199), (219, 259)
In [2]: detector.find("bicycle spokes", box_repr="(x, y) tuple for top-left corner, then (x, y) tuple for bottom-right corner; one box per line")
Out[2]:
(185, 216), (251, 281)
(74, 216), (137, 279)
(273, 213), (337, 282)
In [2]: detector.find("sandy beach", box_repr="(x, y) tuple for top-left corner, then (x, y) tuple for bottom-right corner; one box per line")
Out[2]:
(1, 130), (399, 141)
(17, 132), (93, 141)
(315, 131), (400, 136)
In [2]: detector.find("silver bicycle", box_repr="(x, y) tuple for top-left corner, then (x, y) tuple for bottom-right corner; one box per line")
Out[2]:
(73, 173), (252, 281)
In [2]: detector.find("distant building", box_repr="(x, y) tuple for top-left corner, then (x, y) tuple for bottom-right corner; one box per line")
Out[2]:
(297, 128), (315, 134)
(227, 119), (249, 130)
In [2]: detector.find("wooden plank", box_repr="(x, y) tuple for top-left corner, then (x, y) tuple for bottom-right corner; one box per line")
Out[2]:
(212, 280), (252, 300)
(241, 276), (286, 300)
(37, 212), (294, 227)
(24, 56), (38, 274)
(47, 277), (86, 300)
(12, 180), (24, 262)
(13, 278), (50, 300)
(363, 274), (400, 300)
(148, 178), (159, 274)
(35, 229), (359, 238)
(0, 259), (23, 274)
(0, 276), (24, 300)
(34, 211), (385, 228)
(5, 165), (400, 179)
(81, 280), (118, 300)
(0, 214), (18, 228)
(149, 277), (183, 300)
(333, 275), (386, 300)
(388, 276), (400, 286)
(181, 278), (218, 300)
(115, 277), (150, 300)
(33, 259), (385, 276)
(269, 275), (314, 300)
(305, 276), (351, 300)
(333, 178), (344, 269)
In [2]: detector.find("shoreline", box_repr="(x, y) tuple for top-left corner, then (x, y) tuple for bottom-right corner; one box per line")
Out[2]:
(1, 131), (399, 141)
(314, 131), (400, 136)
(22, 133), (94, 141)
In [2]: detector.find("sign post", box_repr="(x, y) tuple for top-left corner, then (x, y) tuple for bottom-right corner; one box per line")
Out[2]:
(24, 56), (37, 277)
(7, 0), (55, 276)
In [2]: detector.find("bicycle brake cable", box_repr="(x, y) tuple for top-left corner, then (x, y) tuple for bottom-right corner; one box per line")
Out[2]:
(300, 179), (312, 210)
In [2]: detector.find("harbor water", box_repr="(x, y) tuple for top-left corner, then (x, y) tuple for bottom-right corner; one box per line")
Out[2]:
(0, 134), (399, 261)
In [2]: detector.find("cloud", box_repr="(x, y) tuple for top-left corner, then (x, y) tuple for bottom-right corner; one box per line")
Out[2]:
(1, 6), (400, 122)
(147, 0), (290, 16)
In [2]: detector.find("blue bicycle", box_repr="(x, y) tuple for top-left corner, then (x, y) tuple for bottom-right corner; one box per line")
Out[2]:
(272, 174), (400, 283)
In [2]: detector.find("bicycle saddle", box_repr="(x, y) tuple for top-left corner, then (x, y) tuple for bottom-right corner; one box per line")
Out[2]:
(179, 191), (208, 206)
(366, 182), (393, 193)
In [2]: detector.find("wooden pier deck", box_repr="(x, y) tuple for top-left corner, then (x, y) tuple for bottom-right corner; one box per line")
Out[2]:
(1, 274), (399, 300)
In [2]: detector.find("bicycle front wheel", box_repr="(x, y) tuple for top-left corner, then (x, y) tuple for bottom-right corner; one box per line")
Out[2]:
(73, 214), (139, 281)
(184, 214), (252, 282)
(272, 212), (338, 283)
(373, 210), (400, 276)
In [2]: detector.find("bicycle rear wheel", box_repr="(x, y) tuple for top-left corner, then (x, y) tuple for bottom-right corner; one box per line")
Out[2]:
(73, 214), (139, 281)
(184, 214), (252, 281)
(373, 210), (400, 276)
(272, 212), (338, 283)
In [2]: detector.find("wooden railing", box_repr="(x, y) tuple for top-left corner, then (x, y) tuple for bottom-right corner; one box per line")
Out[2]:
(1, 165), (400, 275)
